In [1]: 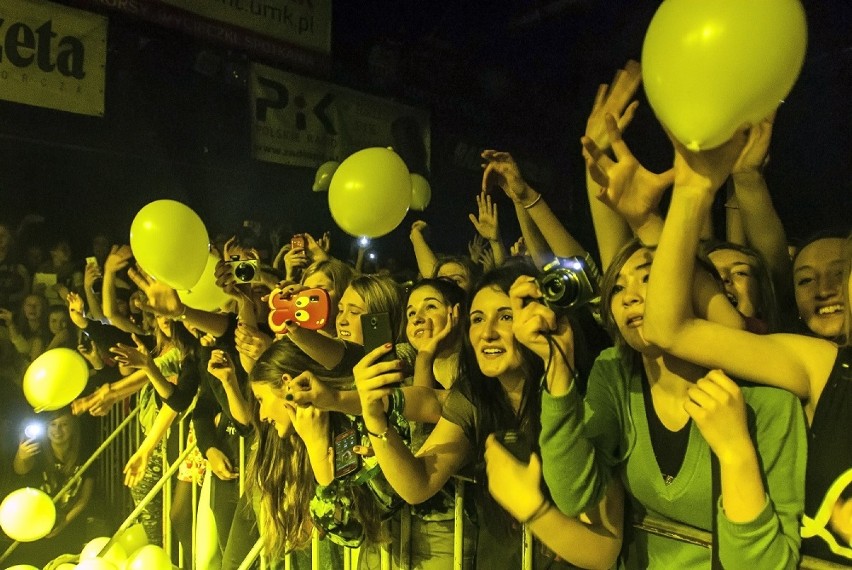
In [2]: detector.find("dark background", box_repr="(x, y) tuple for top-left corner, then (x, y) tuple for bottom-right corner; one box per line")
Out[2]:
(0, 0), (849, 267)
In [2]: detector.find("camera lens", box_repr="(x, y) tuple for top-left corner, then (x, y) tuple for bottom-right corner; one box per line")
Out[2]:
(234, 263), (255, 282)
(540, 271), (579, 309)
(370, 317), (378, 326)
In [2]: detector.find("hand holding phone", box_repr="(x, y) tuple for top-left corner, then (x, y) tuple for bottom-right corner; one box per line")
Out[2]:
(333, 428), (360, 478)
(494, 430), (532, 463)
(291, 234), (306, 251)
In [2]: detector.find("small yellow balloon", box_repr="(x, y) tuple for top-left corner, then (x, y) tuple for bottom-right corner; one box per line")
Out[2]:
(642, 0), (806, 149)
(130, 200), (210, 290)
(80, 536), (127, 567)
(23, 348), (88, 412)
(328, 148), (411, 238)
(123, 544), (172, 570)
(312, 161), (340, 192)
(116, 523), (149, 557)
(0, 488), (56, 542)
(410, 174), (432, 211)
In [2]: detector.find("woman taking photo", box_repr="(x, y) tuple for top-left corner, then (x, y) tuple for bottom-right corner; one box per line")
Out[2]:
(354, 263), (622, 569)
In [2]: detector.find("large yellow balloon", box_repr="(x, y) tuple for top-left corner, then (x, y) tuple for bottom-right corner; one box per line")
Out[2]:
(130, 200), (209, 290)
(642, 0), (806, 150)
(410, 174), (432, 211)
(178, 253), (230, 312)
(0, 488), (56, 542)
(23, 348), (88, 412)
(328, 148), (411, 238)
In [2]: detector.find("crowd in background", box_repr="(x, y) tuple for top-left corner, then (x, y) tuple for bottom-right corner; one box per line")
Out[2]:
(0, 60), (849, 570)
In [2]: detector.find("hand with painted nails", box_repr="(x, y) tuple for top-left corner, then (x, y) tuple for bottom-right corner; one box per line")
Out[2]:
(354, 343), (404, 435)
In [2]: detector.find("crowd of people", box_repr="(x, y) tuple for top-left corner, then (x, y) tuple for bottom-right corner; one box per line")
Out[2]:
(0, 60), (849, 569)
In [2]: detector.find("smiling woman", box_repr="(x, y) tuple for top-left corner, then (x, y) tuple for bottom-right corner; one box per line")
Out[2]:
(792, 234), (848, 342)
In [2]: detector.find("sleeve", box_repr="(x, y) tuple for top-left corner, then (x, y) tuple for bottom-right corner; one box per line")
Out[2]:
(163, 353), (201, 412)
(717, 387), (806, 570)
(539, 351), (626, 517)
(440, 386), (476, 445)
(192, 375), (219, 459)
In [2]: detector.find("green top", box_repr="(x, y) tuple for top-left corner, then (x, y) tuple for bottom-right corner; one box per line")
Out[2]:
(540, 347), (806, 569)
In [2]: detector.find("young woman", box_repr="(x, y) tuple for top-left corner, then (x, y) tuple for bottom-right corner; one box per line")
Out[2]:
(790, 233), (847, 342)
(111, 313), (200, 564)
(0, 292), (49, 360)
(10, 409), (97, 566)
(247, 339), (396, 567)
(354, 263), (622, 569)
(644, 134), (852, 564)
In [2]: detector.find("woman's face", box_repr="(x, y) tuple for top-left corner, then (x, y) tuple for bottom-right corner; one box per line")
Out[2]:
(609, 248), (654, 353)
(437, 262), (471, 293)
(708, 248), (761, 318)
(47, 414), (74, 447)
(336, 287), (366, 344)
(794, 238), (846, 339)
(156, 315), (172, 338)
(48, 310), (69, 335)
(22, 295), (43, 321)
(251, 381), (292, 438)
(468, 285), (523, 379)
(303, 271), (339, 323)
(406, 285), (451, 352)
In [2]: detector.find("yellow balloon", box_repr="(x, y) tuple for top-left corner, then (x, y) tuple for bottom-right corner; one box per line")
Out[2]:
(410, 174), (432, 211)
(5, 565), (39, 570)
(80, 536), (127, 567)
(178, 253), (230, 312)
(312, 161), (340, 192)
(75, 559), (118, 570)
(23, 348), (88, 412)
(123, 545), (172, 570)
(0, 488), (56, 542)
(130, 200), (209, 290)
(116, 523), (148, 557)
(328, 148), (411, 238)
(642, 0), (806, 150)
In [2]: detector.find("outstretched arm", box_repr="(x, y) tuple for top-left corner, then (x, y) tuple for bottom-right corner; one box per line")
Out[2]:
(409, 221), (439, 278)
(644, 133), (836, 409)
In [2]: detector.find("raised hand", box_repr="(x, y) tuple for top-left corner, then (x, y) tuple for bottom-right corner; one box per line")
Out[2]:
(484, 434), (546, 523)
(469, 191), (501, 241)
(732, 112), (775, 175)
(585, 60), (642, 150)
(671, 129), (749, 195)
(509, 236), (527, 258)
(83, 262), (102, 292)
(283, 245), (309, 281)
(207, 349), (238, 387)
(304, 232), (330, 263)
(582, 114), (673, 231)
(66, 292), (85, 314)
(286, 370), (339, 410)
(684, 369), (752, 465)
(234, 323), (273, 363)
(467, 234), (487, 265)
(110, 334), (154, 370)
(104, 245), (133, 275)
(126, 265), (183, 318)
(509, 276), (575, 395)
(16, 438), (41, 463)
(480, 150), (538, 206)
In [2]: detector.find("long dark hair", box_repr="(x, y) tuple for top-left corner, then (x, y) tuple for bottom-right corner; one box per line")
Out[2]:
(457, 261), (545, 538)
(247, 339), (386, 555)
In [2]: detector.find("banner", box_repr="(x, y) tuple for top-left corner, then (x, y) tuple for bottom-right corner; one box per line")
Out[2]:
(0, 0), (107, 116)
(251, 63), (431, 169)
(159, 0), (330, 55)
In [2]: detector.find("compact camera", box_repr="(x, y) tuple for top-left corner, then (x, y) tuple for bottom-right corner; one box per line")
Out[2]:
(536, 256), (599, 312)
(227, 256), (261, 283)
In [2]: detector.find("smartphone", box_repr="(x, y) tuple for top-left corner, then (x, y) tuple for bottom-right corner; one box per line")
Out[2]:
(494, 430), (531, 463)
(85, 256), (98, 267)
(23, 421), (44, 441)
(360, 312), (395, 364)
(267, 287), (330, 333)
(291, 234), (306, 251)
(333, 428), (360, 479)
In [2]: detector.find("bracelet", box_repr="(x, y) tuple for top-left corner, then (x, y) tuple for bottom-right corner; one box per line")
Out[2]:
(522, 193), (542, 210)
(366, 424), (391, 442)
(520, 498), (551, 525)
(175, 304), (188, 321)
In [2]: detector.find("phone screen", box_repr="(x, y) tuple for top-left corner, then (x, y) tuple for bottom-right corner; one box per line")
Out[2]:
(333, 428), (360, 478)
(291, 235), (306, 250)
